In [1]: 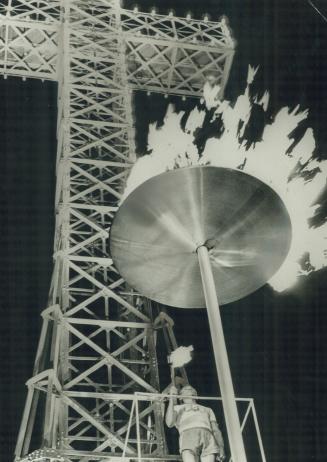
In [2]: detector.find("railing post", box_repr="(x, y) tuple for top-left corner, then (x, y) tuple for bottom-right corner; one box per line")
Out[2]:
(251, 400), (267, 462)
(135, 396), (142, 462)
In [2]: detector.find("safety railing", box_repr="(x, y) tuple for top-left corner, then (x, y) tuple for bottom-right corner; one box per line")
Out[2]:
(15, 391), (266, 462)
(125, 391), (267, 462)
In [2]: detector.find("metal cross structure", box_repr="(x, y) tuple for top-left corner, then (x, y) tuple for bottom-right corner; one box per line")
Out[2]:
(0, 1), (236, 461)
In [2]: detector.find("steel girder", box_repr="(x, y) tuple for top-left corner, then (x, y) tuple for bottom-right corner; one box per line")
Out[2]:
(0, 0), (235, 96)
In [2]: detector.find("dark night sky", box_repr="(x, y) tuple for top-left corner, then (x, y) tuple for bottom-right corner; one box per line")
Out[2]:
(0, 1), (327, 461)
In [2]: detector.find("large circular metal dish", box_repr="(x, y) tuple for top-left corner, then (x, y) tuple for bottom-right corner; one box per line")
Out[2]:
(110, 166), (292, 308)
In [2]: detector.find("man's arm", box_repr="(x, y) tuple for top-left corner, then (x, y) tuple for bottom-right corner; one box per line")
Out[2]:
(165, 385), (178, 428)
(209, 409), (225, 459)
(211, 420), (225, 455)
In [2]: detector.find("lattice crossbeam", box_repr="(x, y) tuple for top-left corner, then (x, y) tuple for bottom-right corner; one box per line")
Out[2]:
(0, 0), (234, 95)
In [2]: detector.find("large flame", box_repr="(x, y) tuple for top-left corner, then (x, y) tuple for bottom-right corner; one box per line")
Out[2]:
(124, 66), (327, 292)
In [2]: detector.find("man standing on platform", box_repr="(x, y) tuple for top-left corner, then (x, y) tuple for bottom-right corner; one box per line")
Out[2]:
(166, 384), (225, 462)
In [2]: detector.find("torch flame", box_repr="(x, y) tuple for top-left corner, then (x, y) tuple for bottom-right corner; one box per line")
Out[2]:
(124, 66), (327, 292)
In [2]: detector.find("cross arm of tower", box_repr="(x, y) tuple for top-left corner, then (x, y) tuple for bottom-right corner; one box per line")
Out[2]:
(0, 0), (235, 97)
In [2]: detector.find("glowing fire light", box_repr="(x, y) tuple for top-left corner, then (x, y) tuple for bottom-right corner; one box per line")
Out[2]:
(124, 66), (327, 292)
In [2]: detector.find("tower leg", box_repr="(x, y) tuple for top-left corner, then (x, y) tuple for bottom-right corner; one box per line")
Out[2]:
(197, 245), (247, 462)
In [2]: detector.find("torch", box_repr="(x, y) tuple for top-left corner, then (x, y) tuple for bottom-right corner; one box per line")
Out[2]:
(168, 345), (194, 387)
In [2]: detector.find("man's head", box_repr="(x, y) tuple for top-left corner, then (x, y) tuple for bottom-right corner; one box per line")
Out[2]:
(204, 71), (219, 87)
(180, 385), (197, 399)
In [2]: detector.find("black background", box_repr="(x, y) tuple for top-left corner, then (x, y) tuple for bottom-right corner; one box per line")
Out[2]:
(0, 1), (327, 461)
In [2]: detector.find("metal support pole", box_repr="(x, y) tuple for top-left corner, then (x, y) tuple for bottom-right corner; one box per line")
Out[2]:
(250, 400), (267, 462)
(14, 386), (34, 458)
(197, 245), (247, 462)
(135, 397), (142, 462)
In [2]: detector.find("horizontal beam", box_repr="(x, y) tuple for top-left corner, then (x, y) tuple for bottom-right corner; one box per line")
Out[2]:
(65, 317), (150, 329)
(0, 5), (234, 96)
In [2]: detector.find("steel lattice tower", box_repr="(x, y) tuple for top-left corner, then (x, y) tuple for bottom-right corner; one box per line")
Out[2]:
(0, 1), (235, 461)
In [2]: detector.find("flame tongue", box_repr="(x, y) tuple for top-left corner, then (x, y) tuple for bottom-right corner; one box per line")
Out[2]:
(124, 66), (327, 292)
